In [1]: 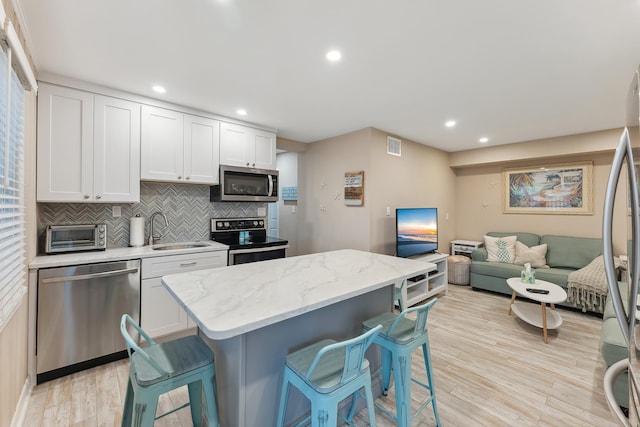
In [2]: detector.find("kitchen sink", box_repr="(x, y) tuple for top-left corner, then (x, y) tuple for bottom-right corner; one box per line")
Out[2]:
(151, 242), (211, 251)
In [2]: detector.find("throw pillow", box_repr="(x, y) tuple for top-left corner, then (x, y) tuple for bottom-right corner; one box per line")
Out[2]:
(484, 235), (517, 263)
(513, 241), (548, 268)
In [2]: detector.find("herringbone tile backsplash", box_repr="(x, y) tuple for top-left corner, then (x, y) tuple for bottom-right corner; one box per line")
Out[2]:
(38, 182), (266, 250)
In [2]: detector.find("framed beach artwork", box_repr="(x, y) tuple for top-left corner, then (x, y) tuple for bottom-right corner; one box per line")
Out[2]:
(503, 162), (593, 215)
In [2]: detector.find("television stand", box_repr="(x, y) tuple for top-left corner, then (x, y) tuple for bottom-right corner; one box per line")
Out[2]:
(397, 252), (448, 308)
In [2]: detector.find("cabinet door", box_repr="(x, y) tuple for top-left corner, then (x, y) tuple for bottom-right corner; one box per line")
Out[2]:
(252, 129), (276, 170)
(93, 96), (141, 202)
(140, 105), (184, 181)
(141, 277), (188, 338)
(184, 115), (220, 184)
(36, 84), (94, 201)
(219, 122), (251, 167)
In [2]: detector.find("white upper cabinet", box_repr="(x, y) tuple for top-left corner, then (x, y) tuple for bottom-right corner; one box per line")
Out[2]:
(220, 122), (276, 170)
(37, 83), (140, 202)
(94, 96), (141, 202)
(141, 105), (220, 184)
(141, 106), (184, 182)
(184, 114), (220, 184)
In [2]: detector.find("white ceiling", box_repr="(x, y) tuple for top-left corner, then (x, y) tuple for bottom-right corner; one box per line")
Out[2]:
(14, 0), (640, 152)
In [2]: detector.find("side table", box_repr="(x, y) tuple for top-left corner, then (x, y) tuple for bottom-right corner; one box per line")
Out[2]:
(506, 277), (567, 344)
(450, 240), (483, 257)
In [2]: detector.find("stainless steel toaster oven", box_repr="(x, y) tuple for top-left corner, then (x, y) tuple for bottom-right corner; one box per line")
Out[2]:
(45, 224), (107, 254)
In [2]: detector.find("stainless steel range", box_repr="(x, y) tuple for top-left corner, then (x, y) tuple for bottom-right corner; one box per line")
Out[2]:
(210, 218), (289, 265)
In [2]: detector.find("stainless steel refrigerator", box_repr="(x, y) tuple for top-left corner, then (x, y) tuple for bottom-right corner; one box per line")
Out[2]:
(603, 65), (640, 426)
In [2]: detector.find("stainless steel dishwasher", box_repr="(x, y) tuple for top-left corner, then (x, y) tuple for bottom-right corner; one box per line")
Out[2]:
(36, 260), (140, 383)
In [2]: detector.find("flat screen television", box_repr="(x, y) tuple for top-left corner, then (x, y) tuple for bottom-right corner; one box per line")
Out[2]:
(395, 207), (438, 258)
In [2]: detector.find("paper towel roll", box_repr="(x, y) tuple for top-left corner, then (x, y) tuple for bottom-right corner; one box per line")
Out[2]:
(130, 215), (145, 247)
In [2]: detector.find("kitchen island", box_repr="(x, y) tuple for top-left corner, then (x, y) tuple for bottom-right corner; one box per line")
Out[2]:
(162, 249), (436, 426)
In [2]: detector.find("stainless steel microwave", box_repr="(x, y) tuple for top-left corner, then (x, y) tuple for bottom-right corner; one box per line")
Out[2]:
(210, 165), (278, 202)
(45, 224), (107, 254)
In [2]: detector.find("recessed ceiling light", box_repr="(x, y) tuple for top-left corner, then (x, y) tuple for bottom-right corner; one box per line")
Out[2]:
(445, 120), (456, 128)
(326, 50), (342, 61)
(152, 85), (166, 94)
(479, 137), (489, 143)
(236, 109), (247, 116)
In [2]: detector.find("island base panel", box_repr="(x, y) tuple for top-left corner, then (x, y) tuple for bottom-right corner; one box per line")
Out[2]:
(202, 285), (393, 427)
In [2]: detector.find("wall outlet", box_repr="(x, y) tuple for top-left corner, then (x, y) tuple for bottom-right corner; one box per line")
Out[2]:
(112, 206), (122, 217)
(257, 207), (266, 217)
(291, 206), (296, 214)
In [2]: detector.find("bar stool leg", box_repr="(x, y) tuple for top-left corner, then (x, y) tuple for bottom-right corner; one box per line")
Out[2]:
(132, 393), (158, 427)
(364, 380), (377, 427)
(121, 379), (134, 427)
(381, 347), (393, 395)
(422, 342), (442, 426)
(188, 380), (204, 427)
(202, 371), (219, 427)
(346, 391), (359, 421)
(276, 373), (291, 427)
(392, 353), (411, 427)
(311, 403), (338, 427)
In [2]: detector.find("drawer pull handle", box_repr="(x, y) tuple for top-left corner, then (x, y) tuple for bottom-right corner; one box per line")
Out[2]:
(179, 261), (198, 267)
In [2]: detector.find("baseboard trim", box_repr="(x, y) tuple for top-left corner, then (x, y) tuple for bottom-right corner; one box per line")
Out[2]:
(10, 378), (31, 427)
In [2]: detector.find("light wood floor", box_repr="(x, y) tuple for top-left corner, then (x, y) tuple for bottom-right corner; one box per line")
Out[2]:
(23, 285), (619, 426)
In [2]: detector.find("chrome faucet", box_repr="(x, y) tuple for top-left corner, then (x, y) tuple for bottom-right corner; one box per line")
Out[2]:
(149, 212), (169, 245)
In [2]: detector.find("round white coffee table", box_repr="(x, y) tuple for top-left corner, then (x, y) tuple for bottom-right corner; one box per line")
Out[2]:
(506, 277), (568, 344)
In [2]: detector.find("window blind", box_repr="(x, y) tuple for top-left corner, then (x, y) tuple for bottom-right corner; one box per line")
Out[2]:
(0, 44), (26, 331)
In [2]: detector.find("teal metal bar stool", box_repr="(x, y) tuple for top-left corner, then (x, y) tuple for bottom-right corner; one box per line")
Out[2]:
(362, 298), (441, 427)
(120, 314), (219, 427)
(276, 325), (383, 427)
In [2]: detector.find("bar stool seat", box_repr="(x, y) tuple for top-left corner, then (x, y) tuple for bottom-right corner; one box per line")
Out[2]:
(120, 314), (219, 427)
(362, 298), (441, 427)
(276, 325), (382, 427)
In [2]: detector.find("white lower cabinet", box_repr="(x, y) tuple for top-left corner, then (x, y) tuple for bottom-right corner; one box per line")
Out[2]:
(141, 251), (226, 338)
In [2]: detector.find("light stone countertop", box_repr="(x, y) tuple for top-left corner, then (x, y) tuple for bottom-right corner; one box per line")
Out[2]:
(161, 249), (436, 340)
(28, 241), (229, 270)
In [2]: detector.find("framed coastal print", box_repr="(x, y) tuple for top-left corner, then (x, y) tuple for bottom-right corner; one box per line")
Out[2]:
(503, 162), (593, 215)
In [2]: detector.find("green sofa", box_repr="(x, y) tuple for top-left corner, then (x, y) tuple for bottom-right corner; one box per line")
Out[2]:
(469, 232), (604, 313)
(600, 281), (629, 409)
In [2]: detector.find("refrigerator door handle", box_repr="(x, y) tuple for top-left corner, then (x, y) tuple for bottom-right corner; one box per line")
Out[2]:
(603, 128), (637, 346)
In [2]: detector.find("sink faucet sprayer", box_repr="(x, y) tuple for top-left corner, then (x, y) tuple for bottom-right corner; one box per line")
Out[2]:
(149, 212), (169, 245)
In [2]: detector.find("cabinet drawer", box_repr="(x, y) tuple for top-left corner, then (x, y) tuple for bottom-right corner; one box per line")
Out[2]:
(142, 250), (227, 279)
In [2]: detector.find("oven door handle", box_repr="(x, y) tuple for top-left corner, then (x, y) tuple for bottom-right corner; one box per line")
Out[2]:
(229, 244), (289, 255)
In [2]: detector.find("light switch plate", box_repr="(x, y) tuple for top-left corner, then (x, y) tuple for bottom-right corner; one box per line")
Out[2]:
(112, 206), (121, 217)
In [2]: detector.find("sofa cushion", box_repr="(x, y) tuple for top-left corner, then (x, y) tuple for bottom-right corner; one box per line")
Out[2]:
(484, 235), (517, 263)
(541, 235), (603, 269)
(600, 317), (629, 368)
(514, 241), (548, 268)
(487, 232), (540, 248)
(603, 281), (629, 321)
(534, 268), (571, 288)
(470, 261), (523, 279)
